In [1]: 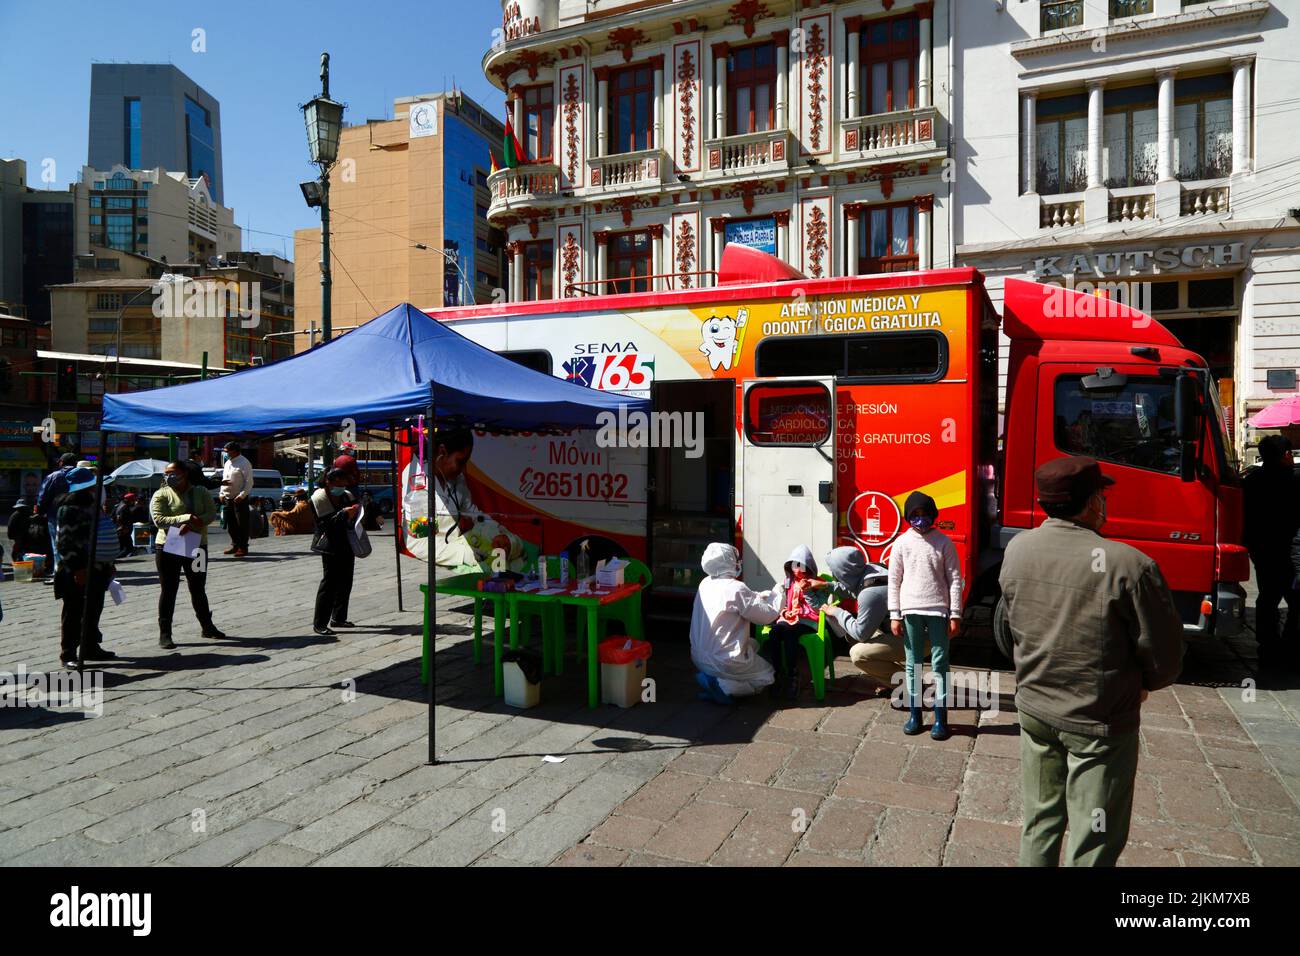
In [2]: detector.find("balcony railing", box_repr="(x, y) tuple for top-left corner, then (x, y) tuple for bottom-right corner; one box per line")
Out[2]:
(1041, 194), (1084, 229)
(1041, 0), (1083, 32)
(1181, 181), (1230, 216)
(487, 164), (561, 204)
(587, 148), (672, 190)
(1108, 187), (1156, 223)
(841, 106), (938, 157)
(703, 129), (792, 176)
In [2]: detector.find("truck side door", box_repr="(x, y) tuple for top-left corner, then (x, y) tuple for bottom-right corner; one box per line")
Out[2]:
(741, 377), (837, 589)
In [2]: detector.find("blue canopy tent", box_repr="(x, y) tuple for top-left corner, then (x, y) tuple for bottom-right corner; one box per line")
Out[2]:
(98, 302), (648, 763)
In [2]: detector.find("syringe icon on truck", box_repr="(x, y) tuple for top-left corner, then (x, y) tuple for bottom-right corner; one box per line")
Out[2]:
(401, 244), (1247, 649)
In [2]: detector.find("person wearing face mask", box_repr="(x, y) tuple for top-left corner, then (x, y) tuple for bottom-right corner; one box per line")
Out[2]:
(689, 542), (782, 704)
(53, 467), (121, 668)
(1000, 456), (1183, 867)
(150, 460), (225, 650)
(311, 467), (363, 636)
(888, 491), (963, 740)
(220, 441), (254, 557)
(765, 544), (832, 699)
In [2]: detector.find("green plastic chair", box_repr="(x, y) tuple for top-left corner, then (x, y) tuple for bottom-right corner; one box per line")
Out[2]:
(559, 557), (651, 663)
(754, 573), (836, 701)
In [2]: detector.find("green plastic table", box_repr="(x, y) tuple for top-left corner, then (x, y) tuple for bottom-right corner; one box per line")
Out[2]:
(423, 577), (643, 707)
(420, 573), (511, 695)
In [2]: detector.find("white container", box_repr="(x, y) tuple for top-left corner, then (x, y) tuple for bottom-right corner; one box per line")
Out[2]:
(503, 661), (541, 709)
(601, 658), (647, 708)
(596, 559), (626, 589)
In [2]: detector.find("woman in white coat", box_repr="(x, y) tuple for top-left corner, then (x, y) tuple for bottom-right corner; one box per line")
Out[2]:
(690, 542), (782, 704)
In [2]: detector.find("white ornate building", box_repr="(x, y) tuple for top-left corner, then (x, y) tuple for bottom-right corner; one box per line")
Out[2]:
(952, 0), (1300, 456)
(484, 0), (952, 300)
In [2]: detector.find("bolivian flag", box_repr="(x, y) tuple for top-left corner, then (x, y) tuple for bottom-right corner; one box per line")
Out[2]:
(503, 111), (524, 168)
(489, 150), (500, 175)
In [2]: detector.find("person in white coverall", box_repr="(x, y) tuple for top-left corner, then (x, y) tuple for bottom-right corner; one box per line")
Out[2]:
(690, 542), (782, 704)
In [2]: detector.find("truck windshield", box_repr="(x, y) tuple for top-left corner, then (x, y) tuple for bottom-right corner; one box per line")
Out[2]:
(1054, 375), (1181, 475)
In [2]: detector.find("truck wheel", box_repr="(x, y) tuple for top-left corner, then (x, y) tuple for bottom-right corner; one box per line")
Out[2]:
(993, 596), (1014, 667)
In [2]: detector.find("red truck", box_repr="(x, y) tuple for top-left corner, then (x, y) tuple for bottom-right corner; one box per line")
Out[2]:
(404, 244), (1247, 647)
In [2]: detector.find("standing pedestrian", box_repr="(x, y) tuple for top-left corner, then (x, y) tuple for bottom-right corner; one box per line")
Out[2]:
(311, 468), (360, 637)
(35, 452), (78, 573)
(888, 491), (963, 740)
(53, 467), (120, 668)
(150, 460), (226, 649)
(1242, 434), (1300, 671)
(220, 441), (253, 557)
(1000, 456), (1184, 867)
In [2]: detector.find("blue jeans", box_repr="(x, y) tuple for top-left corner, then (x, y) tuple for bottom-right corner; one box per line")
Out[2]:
(902, 614), (950, 707)
(48, 518), (59, 573)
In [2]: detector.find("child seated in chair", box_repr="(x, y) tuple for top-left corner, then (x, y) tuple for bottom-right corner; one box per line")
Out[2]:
(766, 545), (832, 700)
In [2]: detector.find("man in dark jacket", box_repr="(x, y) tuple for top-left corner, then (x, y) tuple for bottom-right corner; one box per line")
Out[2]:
(1242, 435), (1300, 671)
(1000, 456), (1184, 867)
(54, 468), (120, 667)
(35, 453), (78, 572)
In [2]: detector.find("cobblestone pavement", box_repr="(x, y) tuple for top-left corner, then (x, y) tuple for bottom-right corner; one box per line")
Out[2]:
(1, 531), (1296, 866)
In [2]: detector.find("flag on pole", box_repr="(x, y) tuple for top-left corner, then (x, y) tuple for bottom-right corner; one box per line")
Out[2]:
(489, 150), (500, 175)
(503, 111), (524, 168)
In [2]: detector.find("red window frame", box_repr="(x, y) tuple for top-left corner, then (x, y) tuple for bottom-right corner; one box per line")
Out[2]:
(607, 230), (653, 294)
(860, 13), (918, 116)
(521, 240), (553, 301)
(858, 201), (917, 274)
(608, 65), (655, 154)
(521, 84), (554, 162)
(728, 42), (776, 136)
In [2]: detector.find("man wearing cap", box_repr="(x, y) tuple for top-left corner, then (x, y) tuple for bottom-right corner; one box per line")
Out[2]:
(220, 441), (254, 557)
(54, 467), (121, 667)
(999, 455), (1183, 866)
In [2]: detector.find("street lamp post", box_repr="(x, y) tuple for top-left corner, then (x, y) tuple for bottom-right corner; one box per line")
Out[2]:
(301, 53), (345, 344)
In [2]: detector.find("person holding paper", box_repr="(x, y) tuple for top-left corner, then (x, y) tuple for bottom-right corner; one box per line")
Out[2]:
(53, 467), (121, 668)
(150, 460), (226, 650)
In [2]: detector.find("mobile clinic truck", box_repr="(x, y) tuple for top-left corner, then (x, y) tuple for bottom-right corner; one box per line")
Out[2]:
(402, 244), (1247, 648)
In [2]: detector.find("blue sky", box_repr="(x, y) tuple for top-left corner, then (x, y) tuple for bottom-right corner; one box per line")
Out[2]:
(0, 0), (505, 258)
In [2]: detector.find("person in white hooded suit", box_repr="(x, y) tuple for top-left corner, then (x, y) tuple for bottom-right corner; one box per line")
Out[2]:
(690, 542), (783, 704)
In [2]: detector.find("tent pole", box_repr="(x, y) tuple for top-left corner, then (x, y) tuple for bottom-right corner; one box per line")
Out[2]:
(77, 438), (107, 672)
(390, 423), (403, 613)
(426, 387), (438, 765)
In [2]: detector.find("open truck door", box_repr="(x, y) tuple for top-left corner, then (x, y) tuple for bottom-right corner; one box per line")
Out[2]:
(741, 378), (837, 590)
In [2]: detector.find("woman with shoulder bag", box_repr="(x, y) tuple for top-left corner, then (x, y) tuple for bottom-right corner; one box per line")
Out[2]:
(311, 468), (361, 637)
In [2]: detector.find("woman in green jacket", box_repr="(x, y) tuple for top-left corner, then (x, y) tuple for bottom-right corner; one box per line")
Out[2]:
(150, 460), (226, 649)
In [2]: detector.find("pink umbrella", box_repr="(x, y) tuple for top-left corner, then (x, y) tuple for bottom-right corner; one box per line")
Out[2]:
(1248, 394), (1300, 428)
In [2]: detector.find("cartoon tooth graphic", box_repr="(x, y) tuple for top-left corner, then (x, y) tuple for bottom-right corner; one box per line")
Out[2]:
(699, 308), (747, 371)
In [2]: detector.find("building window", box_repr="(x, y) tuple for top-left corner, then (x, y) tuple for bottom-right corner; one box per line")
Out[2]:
(476, 204), (489, 220)
(90, 195), (103, 208)
(95, 293), (122, 311)
(1035, 92), (1088, 194)
(1103, 83), (1158, 188)
(124, 97), (141, 168)
(106, 214), (134, 251)
(1175, 73), (1233, 181)
(522, 85), (554, 161)
(858, 202), (917, 274)
(609, 65), (655, 154)
(729, 43), (776, 135)
(184, 95), (217, 195)
(607, 230), (653, 293)
(1111, 0), (1153, 19)
(861, 14), (918, 116)
(521, 240), (553, 301)
(1041, 1), (1084, 32)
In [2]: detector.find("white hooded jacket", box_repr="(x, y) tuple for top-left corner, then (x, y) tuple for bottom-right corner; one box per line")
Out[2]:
(689, 543), (782, 697)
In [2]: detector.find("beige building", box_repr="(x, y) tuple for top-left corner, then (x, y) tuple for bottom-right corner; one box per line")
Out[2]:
(484, 0), (951, 299)
(73, 165), (241, 266)
(294, 91), (507, 346)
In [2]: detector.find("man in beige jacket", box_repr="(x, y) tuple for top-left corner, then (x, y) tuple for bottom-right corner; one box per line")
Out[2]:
(999, 456), (1183, 866)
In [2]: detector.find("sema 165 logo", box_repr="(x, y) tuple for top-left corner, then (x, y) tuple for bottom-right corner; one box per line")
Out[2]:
(563, 342), (654, 392)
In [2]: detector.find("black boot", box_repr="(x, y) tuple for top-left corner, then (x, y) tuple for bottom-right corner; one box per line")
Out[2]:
(159, 630), (176, 650)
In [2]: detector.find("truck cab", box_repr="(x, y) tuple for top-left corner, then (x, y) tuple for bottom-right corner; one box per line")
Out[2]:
(995, 277), (1247, 644)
